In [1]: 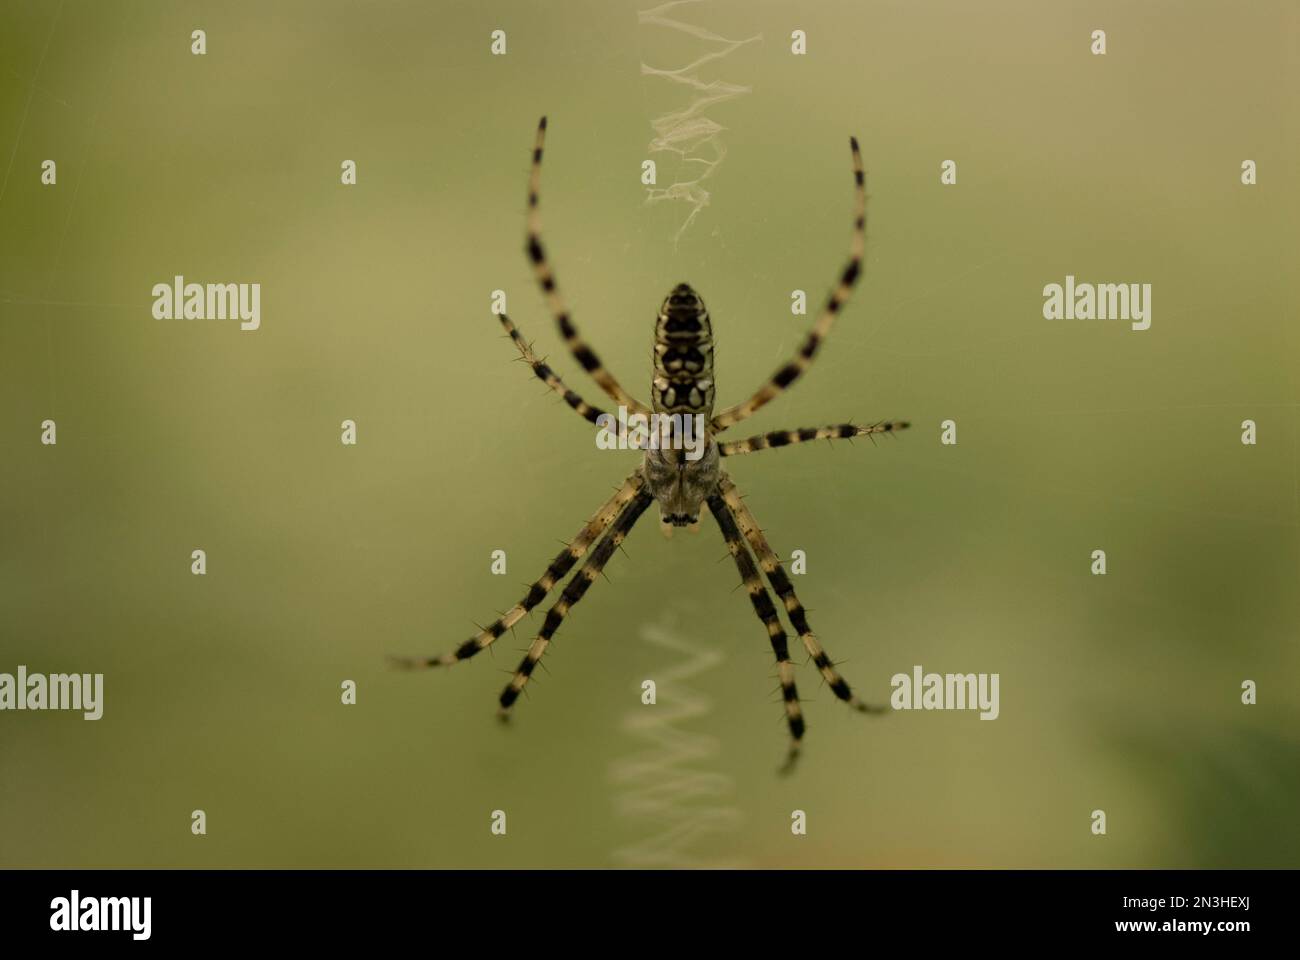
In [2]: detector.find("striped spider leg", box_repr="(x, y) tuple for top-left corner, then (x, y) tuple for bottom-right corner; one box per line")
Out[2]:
(703, 133), (909, 455)
(496, 311), (610, 430)
(401, 119), (908, 771)
(525, 117), (652, 421)
(709, 135), (867, 434)
(716, 476), (889, 771)
(706, 487), (805, 772)
(718, 420), (909, 457)
(391, 468), (646, 671)
(497, 488), (654, 717)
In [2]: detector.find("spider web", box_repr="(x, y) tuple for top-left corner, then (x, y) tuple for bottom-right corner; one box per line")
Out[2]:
(638, 0), (760, 242)
(607, 614), (745, 867)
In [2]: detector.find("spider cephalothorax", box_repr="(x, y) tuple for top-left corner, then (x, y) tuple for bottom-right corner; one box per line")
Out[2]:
(396, 117), (909, 771)
(642, 431), (719, 531)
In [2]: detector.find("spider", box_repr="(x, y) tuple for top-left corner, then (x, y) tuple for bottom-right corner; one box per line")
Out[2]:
(396, 117), (909, 771)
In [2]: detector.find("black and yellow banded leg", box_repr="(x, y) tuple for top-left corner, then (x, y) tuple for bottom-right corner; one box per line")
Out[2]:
(718, 420), (909, 457)
(525, 116), (652, 418)
(496, 312), (610, 428)
(391, 470), (646, 670)
(706, 489), (805, 773)
(498, 489), (655, 716)
(720, 476), (886, 715)
(710, 136), (867, 433)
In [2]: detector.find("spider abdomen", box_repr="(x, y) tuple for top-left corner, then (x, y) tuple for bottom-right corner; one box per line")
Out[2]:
(652, 282), (715, 417)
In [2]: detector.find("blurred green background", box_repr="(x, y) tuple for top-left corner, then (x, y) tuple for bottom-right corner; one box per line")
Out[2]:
(1, 0), (1296, 868)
